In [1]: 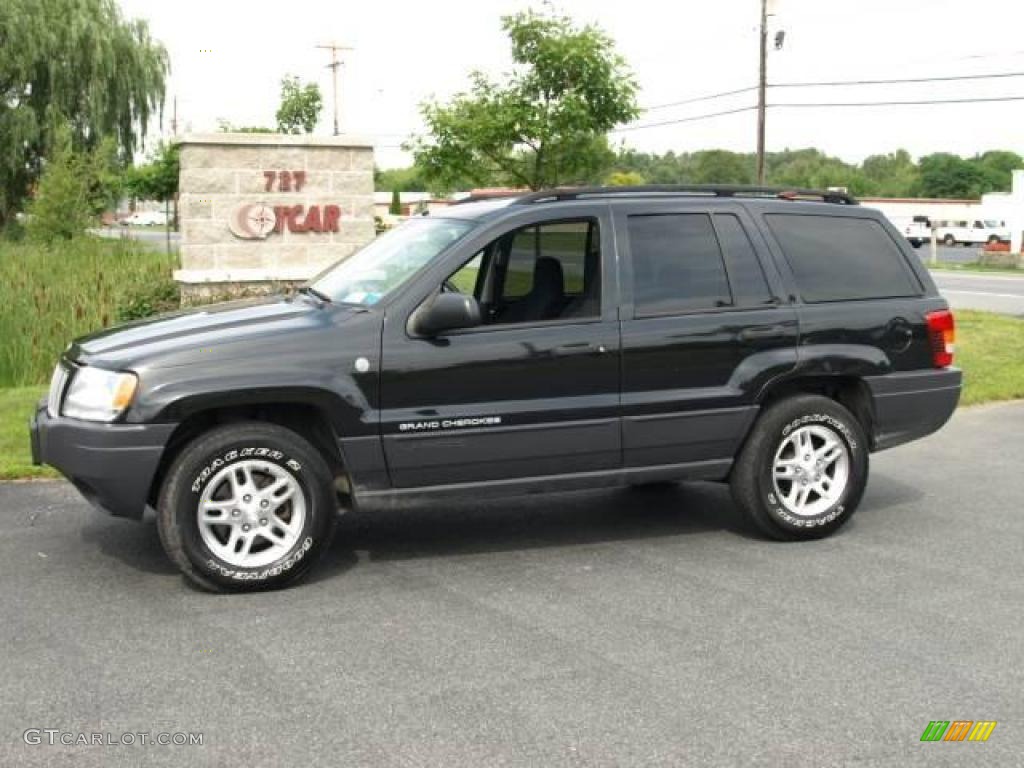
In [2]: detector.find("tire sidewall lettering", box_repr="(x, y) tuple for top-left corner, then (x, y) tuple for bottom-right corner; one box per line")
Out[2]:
(764, 412), (858, 529)
(184, 444), (312, 583)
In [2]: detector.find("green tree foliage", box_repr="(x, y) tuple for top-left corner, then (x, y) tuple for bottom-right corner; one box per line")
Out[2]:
(917, 153), (984, 198)
(0, 0), (168, 227)
(25, 129), (100, 242)
(974, 150), (1023, 193)
(605, 171), (644, 186)
(389, 189), (402, 215)
(375, 165), (428, 192)
(412, 8), (639, 191)
(276, 75), (323, 134)
(216, 119), (275, 133)
(126, 142), (180, 202)
(689, 150), (753, 185)
(861, 150), (920, 197)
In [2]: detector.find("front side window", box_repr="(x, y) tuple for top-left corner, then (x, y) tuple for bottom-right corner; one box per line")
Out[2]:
(627, 213), (732, 316)
(443, 219), (601, 326)
(310, 217), (474, 305)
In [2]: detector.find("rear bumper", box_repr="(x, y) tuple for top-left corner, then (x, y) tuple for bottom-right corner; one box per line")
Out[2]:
(864, 368), (962, 451)
(30, 403), (176, 519)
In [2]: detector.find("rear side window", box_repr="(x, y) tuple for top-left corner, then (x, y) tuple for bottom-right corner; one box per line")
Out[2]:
(628, 214), (731, 315)
(714, 214), (773, 306)
(766, 214), (921, 303)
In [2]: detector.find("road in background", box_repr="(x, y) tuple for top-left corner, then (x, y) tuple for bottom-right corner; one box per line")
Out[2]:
(91, 226), (180, 247)
(931, 270), (1024, 315)
(1, 403), (1022, 767)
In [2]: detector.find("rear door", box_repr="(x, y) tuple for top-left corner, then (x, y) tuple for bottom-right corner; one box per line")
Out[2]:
(614, 201), (798, 471)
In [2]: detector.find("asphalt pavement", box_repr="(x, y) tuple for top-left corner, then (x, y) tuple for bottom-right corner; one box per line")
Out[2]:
(1, 402), (1022, 767)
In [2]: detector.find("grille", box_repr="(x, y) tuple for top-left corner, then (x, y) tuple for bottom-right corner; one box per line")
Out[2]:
(47, 364), (69, 418)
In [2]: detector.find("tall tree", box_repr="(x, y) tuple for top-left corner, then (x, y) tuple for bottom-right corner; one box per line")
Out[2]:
(973, 150), (1023, 193)
(0, 0), (168, 227)
(918, 153), (984, 198)
(276, 75), (323, 134)
(861, 150), (919, 197)
(126, 141), (180, 203)
(411, 9), (639, 191)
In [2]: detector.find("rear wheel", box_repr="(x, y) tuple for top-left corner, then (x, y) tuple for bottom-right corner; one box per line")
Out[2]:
(157, 422), (337, 592)
(942, 234), (956, 246)
(987, 234), (1001, 245)
(730, 395), (868, 540)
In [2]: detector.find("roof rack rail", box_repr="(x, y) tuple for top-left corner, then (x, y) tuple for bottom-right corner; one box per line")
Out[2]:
(511, 184), (858, 206)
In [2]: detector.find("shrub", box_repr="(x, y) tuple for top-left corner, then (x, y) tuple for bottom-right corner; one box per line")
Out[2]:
(0, 237), (179, 386)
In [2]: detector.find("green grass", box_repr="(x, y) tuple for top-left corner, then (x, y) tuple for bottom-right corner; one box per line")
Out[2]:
(955, 310), (1024, 405)
(0, 237), (178, 387)
(925, 260), (1021, 274)
(0, 386), (53, 479)
(0, 310), (1021, 480)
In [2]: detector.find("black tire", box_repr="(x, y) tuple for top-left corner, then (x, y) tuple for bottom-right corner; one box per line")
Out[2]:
(987, 234), (1000, 245)
(942, 234), (956, 246)
(730, 395), (869, 541)
(157, 422), (337, 592)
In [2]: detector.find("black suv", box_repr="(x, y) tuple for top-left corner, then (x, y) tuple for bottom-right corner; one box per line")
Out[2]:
(31, 186), (961, 591)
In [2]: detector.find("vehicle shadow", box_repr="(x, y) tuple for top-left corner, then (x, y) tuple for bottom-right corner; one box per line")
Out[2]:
(80, 510), (180, 576)
(316, 480), (754, 574)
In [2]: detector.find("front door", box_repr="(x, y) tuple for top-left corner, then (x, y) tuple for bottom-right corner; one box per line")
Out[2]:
(379, 206), (621, 488)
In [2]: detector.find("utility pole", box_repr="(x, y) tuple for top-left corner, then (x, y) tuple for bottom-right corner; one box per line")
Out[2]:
(756, 0), (768, 185)
(316, 43), (353, 135)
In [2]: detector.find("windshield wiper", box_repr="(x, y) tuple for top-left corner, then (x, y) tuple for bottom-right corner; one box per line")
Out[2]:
(296, 285), (332, 304)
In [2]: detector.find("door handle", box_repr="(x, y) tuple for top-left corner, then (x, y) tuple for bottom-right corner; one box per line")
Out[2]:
(556, 342), (609, 353)
(737, 325), (788, 342)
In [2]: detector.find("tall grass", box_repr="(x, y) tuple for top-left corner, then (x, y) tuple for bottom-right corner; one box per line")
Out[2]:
(0, 238), (178, 387)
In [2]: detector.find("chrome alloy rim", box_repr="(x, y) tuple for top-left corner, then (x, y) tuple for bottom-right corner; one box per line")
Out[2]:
(197, 460), (307, 568)
(771, 425), (850, 517)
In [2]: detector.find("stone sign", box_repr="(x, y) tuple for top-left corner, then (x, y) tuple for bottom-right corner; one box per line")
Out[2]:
(174, 133), (375, 301)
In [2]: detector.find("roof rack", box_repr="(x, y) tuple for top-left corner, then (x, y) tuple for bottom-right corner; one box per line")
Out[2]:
(511, 184), (858, 206)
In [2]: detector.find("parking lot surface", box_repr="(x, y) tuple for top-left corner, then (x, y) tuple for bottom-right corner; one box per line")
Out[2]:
(1, 402), (1022, 767)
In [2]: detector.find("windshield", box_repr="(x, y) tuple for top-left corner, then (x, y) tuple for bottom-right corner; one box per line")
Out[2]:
(983, 220), (1002, 228)
(309, 217), (475, 304)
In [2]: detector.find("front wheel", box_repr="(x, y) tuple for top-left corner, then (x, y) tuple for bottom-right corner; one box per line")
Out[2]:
(730, 395), (869, 540)
(942, 234), (956, 246)
(157, 422), (337, 592)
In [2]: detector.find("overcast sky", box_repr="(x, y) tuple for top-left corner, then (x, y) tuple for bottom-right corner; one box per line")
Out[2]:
(118, 0), (1024, 168)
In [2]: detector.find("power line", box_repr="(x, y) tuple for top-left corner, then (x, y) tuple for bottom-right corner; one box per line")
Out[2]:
(643, 85), (757, 112)
(613, 92), (1024, 133)
(773, 70), (1024, 88)
(640, 70), (1024, 114)
(772, 94), (1024, 108)
(613, 105), (759, 133)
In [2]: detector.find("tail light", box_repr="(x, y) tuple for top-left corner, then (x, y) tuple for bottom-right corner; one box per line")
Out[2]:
(925, 310), (955, 368)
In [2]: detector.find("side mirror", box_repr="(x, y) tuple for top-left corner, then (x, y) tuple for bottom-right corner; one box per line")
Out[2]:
(411, 292), (482, 337)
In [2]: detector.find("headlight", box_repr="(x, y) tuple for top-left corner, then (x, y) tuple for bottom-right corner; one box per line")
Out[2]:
(62, 367), (138, 422)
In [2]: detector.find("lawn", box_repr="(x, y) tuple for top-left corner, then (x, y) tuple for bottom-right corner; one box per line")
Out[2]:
(927, 261), (1021, 274)
(0, 310), (1021, 480)
(0, 386), (52, 479)
(955, 310), (1024, 405)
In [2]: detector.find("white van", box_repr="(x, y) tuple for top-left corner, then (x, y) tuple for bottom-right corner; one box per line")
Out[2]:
(933, 219), (1009, 246)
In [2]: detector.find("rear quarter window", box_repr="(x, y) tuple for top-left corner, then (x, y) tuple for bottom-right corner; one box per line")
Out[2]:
(765, 214), (922, 303)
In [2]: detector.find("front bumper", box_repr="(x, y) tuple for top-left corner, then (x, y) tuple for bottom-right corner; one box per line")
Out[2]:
(864, 368), (962, 451)
(30, 403), (176, 519)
